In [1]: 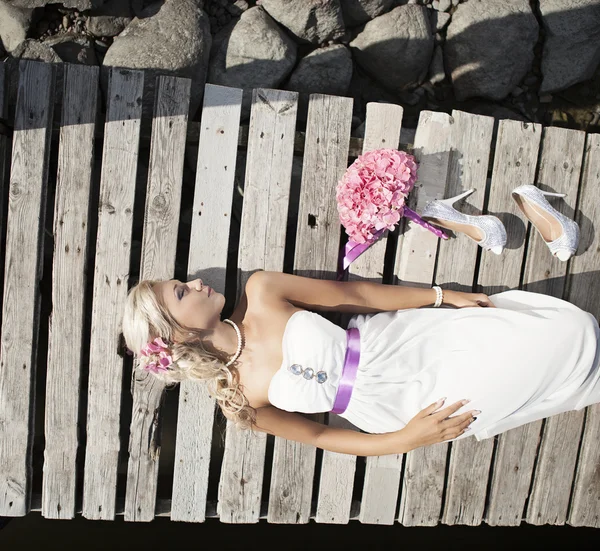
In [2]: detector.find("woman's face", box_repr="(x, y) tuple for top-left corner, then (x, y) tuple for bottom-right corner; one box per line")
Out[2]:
(153, 278), (225, 336)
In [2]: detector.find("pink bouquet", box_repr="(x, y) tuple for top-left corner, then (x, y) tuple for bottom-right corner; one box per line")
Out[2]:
(336, 148), (448, 280)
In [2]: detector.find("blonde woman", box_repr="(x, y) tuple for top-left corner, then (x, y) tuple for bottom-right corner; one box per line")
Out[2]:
(122, 271), (600, 456)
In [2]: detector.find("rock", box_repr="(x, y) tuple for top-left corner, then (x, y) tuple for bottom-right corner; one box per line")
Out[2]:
(45, 35), (98, 65)
(539, 93), (553, 103)
(433, 0), (451, 11)
(87, 0), (133, 37)
(539, 0), (600, 94)
(102, 0), (211, 118)
(208, 7), (296, 89)
(260, 0), (345, 44)
(428, 44), (445, 84)
(340, 0), (394, 27)
(0, 1), (34, 53)
(5, 0), (106, 8)
(445, 0), (538, 101)
(350, 5), (433, 92)
(286, 44), (353, 96)
(429, 9), (450, 32)
(226, 0), (249, 16)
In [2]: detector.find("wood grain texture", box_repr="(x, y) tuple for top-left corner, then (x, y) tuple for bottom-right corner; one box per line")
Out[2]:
(0, 62), (7, 281)
(477, 120), (542, 294)
(330, 102), (404, 526)
(42, 64), (99, 520)
(268, 94), (353, 524)
(522, 127), (586, 526)
(82, 68), (144, 520)
(124, 75), (191, 522)
(478, 119), (543, 526)
(567, 133), (600, 528)
(173, 84), (243, 523)
(0, 60), (54, 516)
(438, 111), (495, 526)
(396, 111), (453, 526)
(218, 88), (297, 523)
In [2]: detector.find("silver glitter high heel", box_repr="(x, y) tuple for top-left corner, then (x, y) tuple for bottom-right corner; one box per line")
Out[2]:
(511, 184), (579, 261)
(421, 188), (507, 254)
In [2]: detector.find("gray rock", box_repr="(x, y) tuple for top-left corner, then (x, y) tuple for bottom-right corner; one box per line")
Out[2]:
(433, 0), (451, 12)
(0, 1), (34, 53)
(286, 44), (353, 96)
(429, 9), (450, 32)
(45, 35), (98, 65)
(208, 7), (296, 89)
(539, 0), (600, 94)
(445, 0), (538, 101)
(340, 0), (394, 27)
(5, 0), (106, 8)
(87, 0), (133, 37)
(428, 44), (445, 84)
(260, 0), (345, 44)
(102, 0), (211, 117)
(350, 5), (434, 91)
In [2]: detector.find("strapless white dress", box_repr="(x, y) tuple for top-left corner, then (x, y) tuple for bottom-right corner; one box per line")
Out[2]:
(267, 290), (600, 441)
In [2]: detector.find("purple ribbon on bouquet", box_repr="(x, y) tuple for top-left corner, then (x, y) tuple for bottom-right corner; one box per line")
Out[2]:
(336, 206), (449, 281)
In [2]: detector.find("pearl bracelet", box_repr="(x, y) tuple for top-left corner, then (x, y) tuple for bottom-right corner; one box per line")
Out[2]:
(432, 285), (443, 308)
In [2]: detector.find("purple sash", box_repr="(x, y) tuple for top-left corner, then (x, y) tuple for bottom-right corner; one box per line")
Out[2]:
(331, 327), (361, 414)
(336, 206), (449, 281)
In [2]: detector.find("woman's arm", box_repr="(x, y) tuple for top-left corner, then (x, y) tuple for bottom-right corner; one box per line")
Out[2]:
(249, 399), (476, 457)
(250, 270), (493, 314)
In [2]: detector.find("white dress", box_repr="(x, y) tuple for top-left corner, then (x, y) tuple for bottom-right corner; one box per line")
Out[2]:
(267, 290), (600, 441)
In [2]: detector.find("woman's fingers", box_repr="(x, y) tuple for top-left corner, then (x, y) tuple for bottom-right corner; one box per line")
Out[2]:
(444, 410), (479, 428)
(433, 399), (470, 419)
(418, 398), (448, 418)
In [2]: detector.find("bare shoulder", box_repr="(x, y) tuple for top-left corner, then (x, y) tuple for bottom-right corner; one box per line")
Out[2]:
(246, 270), (364, 313)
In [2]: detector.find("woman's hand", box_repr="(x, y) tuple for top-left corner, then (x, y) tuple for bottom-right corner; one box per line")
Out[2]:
(393, 399), (479, 452)
(444, 289), (495, 308)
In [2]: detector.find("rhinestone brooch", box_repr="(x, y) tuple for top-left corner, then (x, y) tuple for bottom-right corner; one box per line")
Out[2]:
(288, 363), (328, 384)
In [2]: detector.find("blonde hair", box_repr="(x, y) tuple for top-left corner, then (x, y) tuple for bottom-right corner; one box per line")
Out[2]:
(121, 280), (256, 430)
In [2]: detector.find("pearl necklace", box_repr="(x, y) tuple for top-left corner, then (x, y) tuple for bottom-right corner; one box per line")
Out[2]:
(223, 319), (243, 367)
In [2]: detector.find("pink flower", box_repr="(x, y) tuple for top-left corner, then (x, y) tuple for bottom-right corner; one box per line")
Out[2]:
(336, 148), (418, 243)
(141, 337), (173, 373)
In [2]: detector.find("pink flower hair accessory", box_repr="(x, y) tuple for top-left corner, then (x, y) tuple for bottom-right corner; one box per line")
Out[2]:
(336, 148), (449, 280)
(140, 337), (173, 374)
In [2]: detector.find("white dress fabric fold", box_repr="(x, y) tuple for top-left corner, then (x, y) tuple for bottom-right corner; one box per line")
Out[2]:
(267, 290), (600, 441)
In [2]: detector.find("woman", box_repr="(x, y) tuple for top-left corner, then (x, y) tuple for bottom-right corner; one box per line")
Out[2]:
(122, 271), (600, 456)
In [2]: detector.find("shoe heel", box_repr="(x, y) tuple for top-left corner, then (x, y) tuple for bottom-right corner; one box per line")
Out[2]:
(438, 188), (476, 207)
(540, 190), (567, 198)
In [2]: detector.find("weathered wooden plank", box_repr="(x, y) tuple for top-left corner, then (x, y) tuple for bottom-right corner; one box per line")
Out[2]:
(568, 133), (600, 528)
(124, 75), (191, 522)
(394, 111), (451, 289)
(82, 68), (144, 520)
(396, 111), (453, 527)
(0, 60), (54, 517)
(522, 127), (585, 296)
(41, 64), (98, 520)
(477, 120), (542, 294)
(172, 84), (243, 523)
(478, 119), (543, 526)
(0, 62), (9, 335)
(517, 127), (586, 526)
(268, 93), (353, 524)
(217, 88), (298, 523)
(322, 101), (404, 526)
(439, 110), (495, 526)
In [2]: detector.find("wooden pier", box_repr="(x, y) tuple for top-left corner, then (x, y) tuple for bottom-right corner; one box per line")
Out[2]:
(0, 60), (598, 526)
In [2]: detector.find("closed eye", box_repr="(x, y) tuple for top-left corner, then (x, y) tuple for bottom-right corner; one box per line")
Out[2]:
(173, 281), (185, 301)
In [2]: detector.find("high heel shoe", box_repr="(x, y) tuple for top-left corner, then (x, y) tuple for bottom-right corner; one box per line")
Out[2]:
(511, 184), (579, 261)
(421, 188), (507, 254)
